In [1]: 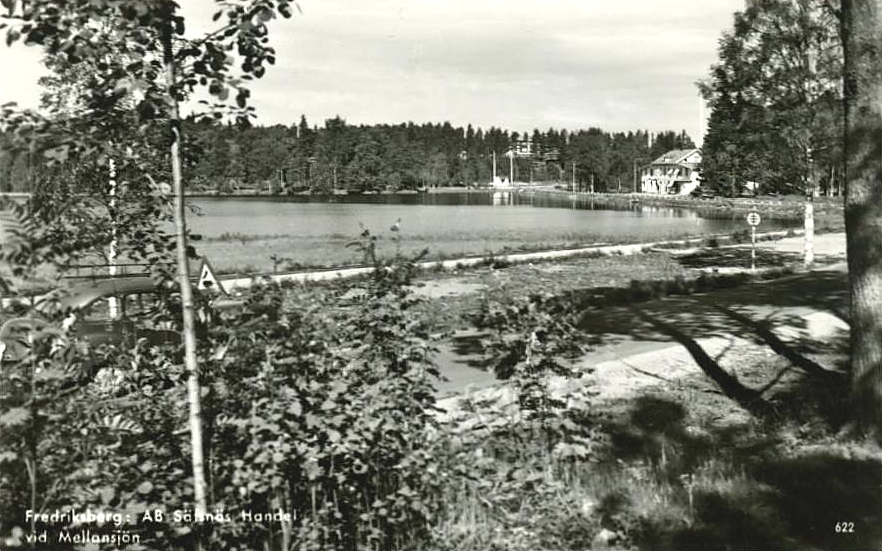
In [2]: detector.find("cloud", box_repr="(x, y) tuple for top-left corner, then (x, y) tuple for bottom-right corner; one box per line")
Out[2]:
(0, 0), (743, 138)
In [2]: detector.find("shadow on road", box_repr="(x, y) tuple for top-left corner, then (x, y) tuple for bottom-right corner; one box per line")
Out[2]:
(565, 267), (881, 550)
(630, 307), (773, 417)
(569, 268), (851, 420)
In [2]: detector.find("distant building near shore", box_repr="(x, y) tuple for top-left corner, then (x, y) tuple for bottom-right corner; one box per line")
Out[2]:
(640, 149), (701, 195)
(513, 139), (533, 158)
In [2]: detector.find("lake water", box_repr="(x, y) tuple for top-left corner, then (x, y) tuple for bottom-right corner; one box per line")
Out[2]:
(187, 191), (799, 273)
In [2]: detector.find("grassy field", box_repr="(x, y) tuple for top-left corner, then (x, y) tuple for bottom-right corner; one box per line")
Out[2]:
(409, 234), (846, 331)
(199, 222), (826, 276)
(431, 338), (881, 551)
(417, 239), (878, 551)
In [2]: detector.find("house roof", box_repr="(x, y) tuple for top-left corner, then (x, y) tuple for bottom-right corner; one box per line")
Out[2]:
(650, 148), (700, 166)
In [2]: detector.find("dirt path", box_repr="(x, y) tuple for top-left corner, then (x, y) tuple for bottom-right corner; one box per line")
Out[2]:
(437, 262), (849, 410)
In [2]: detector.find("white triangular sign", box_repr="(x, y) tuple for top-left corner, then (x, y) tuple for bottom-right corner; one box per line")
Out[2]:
(197, 258), (226, 295)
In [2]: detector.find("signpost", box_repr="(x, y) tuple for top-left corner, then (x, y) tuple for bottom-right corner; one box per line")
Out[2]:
(746, 211), (761, 271)
(196, 257), (227, 295)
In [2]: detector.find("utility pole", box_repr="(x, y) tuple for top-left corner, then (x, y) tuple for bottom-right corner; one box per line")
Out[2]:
(572, 162), (576, 193)
(492, 151), (497, 183)
(509, 151), (514, 184)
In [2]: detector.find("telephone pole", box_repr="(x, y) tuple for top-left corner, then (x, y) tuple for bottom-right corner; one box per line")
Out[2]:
(492, 151), (497, 183)
(509, 151), (514, 184)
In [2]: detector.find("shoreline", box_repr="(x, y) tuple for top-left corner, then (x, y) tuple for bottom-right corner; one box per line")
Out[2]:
(215, 228), (806, 292)
(0, 228), (818, 305)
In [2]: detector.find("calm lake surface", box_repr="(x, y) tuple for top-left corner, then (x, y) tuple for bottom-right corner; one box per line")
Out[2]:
(188, 191), (799, 273)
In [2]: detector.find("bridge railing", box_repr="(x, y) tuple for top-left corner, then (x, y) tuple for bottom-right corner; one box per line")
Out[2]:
(60, 263), (160, 280)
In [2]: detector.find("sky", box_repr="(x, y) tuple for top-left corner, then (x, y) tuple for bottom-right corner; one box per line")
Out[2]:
(0, 0), (745, 144)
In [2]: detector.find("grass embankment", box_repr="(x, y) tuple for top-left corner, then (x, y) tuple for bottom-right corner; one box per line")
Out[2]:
(203, 226), (809, 277)
(397, 226), (875, 550)
(432, 340), (880, 551)
(197, 230), (730, 276)
(411, 231), (846, 331)
(416, 246), (878, 551)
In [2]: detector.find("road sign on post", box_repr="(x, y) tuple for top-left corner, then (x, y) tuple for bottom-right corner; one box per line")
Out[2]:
(746, 211), (761, 271)
(197, 257), (227, 295)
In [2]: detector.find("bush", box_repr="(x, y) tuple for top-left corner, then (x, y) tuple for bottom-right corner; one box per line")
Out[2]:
(469, 291), (585, 419)
(0, 229), (447, 551)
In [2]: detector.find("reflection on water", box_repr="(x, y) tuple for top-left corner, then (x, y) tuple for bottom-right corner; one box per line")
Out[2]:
(189, 190), (709, 219)
(492, 191), (511, 206)
(186, 191), (800, 271)
(187, 191), (796, 241)
(190, 190), (795, 246)
(639, 204), (700, 219)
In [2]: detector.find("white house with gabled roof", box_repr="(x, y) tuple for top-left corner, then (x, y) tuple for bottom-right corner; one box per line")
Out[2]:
(640, 148), (702, 195)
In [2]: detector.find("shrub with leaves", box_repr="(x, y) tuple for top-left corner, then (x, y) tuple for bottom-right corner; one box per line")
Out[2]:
(470, 290), (585, 419)
(195, 229), (444, 550)
(1, 227), (447, 550)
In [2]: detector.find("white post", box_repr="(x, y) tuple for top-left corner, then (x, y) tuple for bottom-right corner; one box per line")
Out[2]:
(804, 192), (815, 268)
(108, 158), (119, 319)
(751, 226), (756, 272)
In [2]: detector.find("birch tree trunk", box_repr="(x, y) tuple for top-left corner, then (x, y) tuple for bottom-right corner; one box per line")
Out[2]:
(842, 0), (882, 441)
(804, 148), (816, 269)
(161, 13), (209, 518)
(108, 158), (119, 318)
(804, 193), (815, 268)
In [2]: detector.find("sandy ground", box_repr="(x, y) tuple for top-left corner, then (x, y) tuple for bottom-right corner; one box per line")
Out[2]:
(416, 232), (846, 304)
(436, 244), (849, 405)
(760, 232), (846, 256)
(438, 301), (849, 418)
(431, 233), (848, 396)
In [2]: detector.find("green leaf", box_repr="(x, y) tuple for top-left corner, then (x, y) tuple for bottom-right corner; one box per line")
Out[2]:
(0, 407), (29, 427)
(99, 487), (115, 504)
(0, 450), (19, 463)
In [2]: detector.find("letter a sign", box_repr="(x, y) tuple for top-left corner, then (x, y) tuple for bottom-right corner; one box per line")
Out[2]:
(197, 257), (227, 295)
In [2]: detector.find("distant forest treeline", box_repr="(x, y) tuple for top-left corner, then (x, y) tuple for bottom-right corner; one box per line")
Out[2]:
(0, 115), (694, 194)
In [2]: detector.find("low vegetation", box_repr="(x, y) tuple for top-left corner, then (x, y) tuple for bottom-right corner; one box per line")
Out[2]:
(2, 224), (879, 550)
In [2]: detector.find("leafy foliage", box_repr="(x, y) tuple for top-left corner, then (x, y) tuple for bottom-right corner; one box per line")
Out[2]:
(1, 229), (452, 550)
(699, 0), (843, 197)
(470, 291), (585, 418)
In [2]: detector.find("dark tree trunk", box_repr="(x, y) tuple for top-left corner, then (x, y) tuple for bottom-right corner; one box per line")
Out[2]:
(842, 0), (882, 440)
